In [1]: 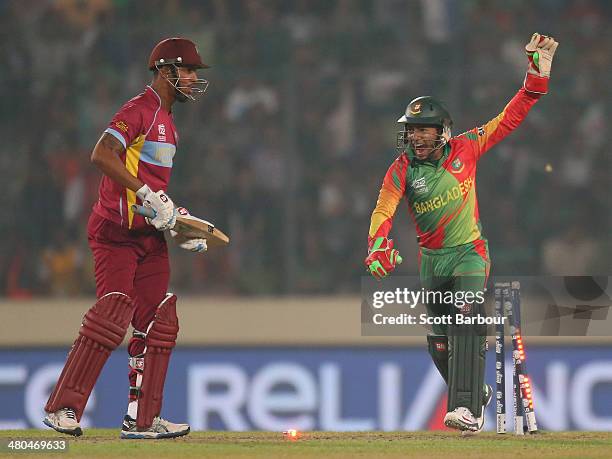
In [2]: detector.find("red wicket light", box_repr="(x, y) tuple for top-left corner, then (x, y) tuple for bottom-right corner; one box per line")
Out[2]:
(517, 335), (525, 361)
(283, 429), (300, 440)
(522, 376), (534, 409)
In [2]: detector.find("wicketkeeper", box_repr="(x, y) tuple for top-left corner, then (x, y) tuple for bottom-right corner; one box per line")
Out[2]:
(365, 33), (558, 432)
(44, 38), (210, 439)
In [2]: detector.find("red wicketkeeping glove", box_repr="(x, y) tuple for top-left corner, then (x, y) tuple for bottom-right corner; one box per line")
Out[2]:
(364, 237), (403, 280)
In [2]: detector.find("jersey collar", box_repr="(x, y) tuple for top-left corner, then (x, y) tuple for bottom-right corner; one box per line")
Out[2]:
(145, 85), (172, 114)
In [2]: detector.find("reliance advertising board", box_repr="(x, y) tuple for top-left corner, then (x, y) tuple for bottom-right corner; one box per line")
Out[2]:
(1, 347), (611, 431)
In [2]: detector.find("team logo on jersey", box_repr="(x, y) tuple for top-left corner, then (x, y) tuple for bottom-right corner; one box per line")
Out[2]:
(411, 177), (428, 194)
(158, 124), (166, 142)
(410, 103), (422, 115)
(115, 120), (129, 133)
(451, 158), (464, 174)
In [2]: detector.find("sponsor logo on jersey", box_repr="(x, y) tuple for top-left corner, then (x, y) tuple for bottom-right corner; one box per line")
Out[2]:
(477, 126), (485, 136)
(411, 177), (428, 194)
(115, 120), (129, 133)
(451, 158), (464, 174)
(158, 123), (166, 142)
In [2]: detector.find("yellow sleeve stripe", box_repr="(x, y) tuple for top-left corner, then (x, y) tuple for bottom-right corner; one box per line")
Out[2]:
(368, 185), (402, 237)
(477, 108), (506, 151)
(125, 134), (146, 228)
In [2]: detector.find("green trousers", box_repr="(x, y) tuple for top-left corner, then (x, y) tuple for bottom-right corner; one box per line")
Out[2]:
(419, 238), (490, 415)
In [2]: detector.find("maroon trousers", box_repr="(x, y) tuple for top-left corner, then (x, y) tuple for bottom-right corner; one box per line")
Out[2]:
(87, 211), (170, 332)
(46, 213), (171, 418)
(88, 212), (170, 403)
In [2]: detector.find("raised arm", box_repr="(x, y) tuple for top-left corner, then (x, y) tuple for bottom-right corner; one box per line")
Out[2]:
(461, 33), (559, 160)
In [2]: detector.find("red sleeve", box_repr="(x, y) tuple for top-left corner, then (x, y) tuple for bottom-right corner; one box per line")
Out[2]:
(368, 154), (408, 244)
(456, 73), (544, 160)
(104, 102), (144, 149)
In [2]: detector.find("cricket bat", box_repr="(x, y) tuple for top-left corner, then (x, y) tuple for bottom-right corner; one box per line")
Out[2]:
(131, 205), (230, 247)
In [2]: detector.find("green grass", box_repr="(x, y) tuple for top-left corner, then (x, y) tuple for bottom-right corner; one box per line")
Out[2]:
(1, 430), (611, 459)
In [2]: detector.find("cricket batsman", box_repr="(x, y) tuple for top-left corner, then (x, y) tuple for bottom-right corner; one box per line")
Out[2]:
(365, 33), (558, 432)
(43, 38), (210, 439)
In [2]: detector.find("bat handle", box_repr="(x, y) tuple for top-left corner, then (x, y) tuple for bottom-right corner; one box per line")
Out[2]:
(131, 204), (156, 219)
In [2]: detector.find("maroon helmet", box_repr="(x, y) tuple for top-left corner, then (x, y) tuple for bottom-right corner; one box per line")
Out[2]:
(148, 37), (210, 70)
(148, 37), (209, 101)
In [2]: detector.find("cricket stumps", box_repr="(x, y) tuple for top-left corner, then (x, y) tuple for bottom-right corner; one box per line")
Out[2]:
(494, 281), (538, 435)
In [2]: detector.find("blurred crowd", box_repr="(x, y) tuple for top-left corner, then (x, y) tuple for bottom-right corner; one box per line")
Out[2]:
(1, 0), (610, 297)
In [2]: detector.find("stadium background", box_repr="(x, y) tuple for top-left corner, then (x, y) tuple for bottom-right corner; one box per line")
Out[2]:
(0, 0), (610, 432)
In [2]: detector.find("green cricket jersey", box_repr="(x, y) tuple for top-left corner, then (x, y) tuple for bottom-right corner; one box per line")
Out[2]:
(369, 85), (542, 249)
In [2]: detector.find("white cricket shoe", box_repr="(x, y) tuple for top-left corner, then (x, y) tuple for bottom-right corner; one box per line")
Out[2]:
(444, 407), (479, 432)
(461, 384), (493, 436)
(43, 408), (82, 437)
(120, 415), (190, 439)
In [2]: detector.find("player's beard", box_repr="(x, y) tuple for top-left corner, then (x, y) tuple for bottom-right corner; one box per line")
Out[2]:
(175, 88), (188, 103)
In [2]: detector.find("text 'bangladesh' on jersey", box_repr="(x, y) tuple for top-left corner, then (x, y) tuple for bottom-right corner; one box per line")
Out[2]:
(369, 86), (541, 249)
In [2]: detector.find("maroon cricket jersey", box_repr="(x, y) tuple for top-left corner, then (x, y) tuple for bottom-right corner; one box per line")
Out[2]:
(93, 86), (178, 230)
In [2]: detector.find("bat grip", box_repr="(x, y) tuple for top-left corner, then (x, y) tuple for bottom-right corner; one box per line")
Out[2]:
(131, 204), (156, 219)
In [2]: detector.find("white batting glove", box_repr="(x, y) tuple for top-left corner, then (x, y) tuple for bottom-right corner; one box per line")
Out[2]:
(136, 184), (176, 231)
(525, 33), (559, 78)
(172, 235), (208, 253)
(170, 207), (208, 253)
